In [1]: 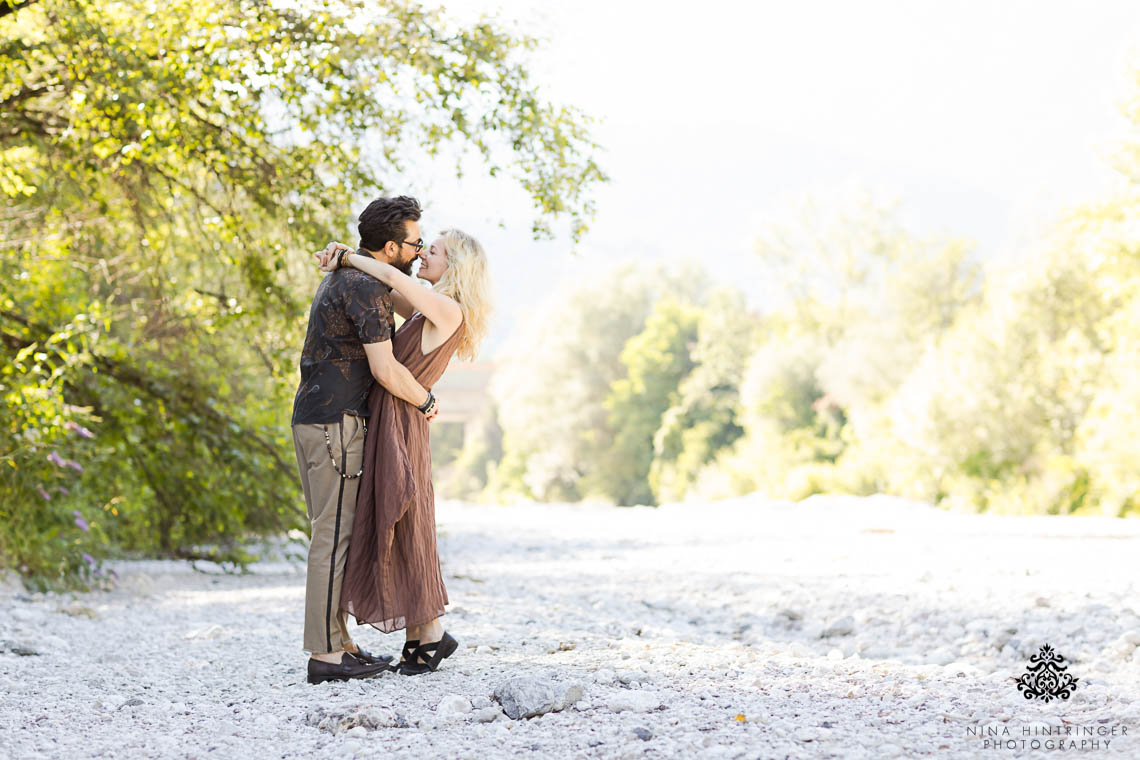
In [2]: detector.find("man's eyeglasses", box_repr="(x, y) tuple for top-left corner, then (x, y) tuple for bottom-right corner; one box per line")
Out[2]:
(400, 238), (425, 253)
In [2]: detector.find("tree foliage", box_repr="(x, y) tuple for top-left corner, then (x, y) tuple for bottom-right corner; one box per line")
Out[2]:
(650, 289), (757, 503)
(486, 263), (709, 504)
(0, 0), (605, 586)
(601, 297), (701, 506)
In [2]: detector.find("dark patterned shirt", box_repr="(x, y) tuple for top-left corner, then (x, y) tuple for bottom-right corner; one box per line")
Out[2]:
(291, 260), (395, 425)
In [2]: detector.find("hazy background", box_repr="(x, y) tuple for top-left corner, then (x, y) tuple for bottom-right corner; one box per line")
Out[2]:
(402, 0), (1140, 351)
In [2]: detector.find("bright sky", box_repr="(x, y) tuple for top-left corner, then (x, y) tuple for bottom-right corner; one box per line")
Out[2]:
(402, 0), (1140, 358)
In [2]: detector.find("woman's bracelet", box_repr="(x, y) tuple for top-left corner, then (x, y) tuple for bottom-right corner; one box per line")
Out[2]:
(417, 391), (436, 416)
(335, 248), (352, 269)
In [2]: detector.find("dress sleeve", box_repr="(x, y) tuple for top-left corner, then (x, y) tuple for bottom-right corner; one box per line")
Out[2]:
(345, 278), (395, 344)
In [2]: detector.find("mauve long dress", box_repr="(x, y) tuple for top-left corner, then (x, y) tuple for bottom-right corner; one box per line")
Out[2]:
(340, 312), (465, 632)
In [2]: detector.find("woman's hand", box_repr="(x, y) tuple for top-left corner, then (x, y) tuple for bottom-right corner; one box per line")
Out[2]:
(315, 241), (353, 272)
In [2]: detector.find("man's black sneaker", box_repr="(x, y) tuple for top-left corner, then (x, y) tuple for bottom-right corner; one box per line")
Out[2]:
(307, 651), (391, 685)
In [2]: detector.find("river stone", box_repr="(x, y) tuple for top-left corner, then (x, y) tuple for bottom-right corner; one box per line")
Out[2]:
(606, 690), (662, 713)
(493, 676), (558, 720)
(305, 705), (399, 734)
(0, 639), (40, 656)
(184, 624), (226, 640)
(821, 615), (855, 638)
(437, 694), (472, 716)
(555, 683), (585, 711)
(473, 706), (501, 723)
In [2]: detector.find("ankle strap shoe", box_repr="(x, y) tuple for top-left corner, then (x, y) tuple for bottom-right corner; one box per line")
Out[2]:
(397, 632), (458, 676)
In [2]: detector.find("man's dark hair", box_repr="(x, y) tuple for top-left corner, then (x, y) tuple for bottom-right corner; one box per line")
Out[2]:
(357, 195), (422, 252)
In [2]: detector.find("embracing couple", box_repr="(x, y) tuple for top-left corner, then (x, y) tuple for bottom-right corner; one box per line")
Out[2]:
(289, 196), (491, 685)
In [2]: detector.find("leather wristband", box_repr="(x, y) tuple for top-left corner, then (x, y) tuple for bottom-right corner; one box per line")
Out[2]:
(417, 391), (435, 414)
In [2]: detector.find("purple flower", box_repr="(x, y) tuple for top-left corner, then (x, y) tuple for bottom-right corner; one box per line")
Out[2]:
(37, 487), (51, 501)
(81, 553), (96, 568)
(73, 510), (89, 532)
(47, 450), (66, 467)
(58, 486), (70, 495)
(65, 459), (84, 473)
(64, 421), (95, 439)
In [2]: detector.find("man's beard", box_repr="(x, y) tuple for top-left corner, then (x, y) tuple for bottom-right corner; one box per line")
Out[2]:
(395, 257), (415, 276)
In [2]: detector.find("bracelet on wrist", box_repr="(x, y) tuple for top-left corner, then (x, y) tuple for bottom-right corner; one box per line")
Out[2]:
(417, 391), (435, 414)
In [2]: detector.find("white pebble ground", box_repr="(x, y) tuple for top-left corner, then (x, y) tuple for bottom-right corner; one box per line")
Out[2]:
(2, 494), (1138, 759)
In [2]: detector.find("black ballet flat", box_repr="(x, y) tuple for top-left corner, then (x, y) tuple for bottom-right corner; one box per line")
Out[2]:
(393, 639), (419, 672)
(397, 632), (458, 676)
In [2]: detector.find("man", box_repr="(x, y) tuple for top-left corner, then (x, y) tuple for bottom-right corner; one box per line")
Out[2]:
(291, 195), (439, 685)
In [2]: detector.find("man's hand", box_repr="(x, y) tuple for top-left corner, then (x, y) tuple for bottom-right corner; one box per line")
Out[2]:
(315, 241), (353, 272)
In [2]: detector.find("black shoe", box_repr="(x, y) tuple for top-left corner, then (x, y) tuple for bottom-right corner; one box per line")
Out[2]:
(346, 646), (394, 667)
(307, 651), (391, 685)
(397, 632), (458, 676)
(392, 639), (418, 673)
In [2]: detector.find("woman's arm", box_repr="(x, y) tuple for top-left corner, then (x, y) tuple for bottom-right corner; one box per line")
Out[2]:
(389, 289), (415, 321)
(346, 253), (461, 333)
(316, 242), (462, 330)
(316, 243), (413, 318)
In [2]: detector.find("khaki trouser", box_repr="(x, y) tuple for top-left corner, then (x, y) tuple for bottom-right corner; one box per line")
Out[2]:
(292, 413), (366, 654)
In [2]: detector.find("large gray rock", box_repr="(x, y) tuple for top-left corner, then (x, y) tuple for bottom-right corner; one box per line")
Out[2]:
(492, 676), (558, 720)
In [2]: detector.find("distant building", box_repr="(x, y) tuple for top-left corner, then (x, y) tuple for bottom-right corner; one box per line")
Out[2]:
(431, 361), (495, 439)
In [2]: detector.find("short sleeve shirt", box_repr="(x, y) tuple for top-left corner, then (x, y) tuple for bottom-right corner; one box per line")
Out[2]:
(291, 262), (395, 425)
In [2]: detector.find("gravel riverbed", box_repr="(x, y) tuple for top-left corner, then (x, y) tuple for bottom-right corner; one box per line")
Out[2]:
(2, 494), (1138, 759)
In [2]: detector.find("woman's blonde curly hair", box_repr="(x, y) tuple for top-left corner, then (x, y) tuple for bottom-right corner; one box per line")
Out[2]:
(432, 228), (492, 361)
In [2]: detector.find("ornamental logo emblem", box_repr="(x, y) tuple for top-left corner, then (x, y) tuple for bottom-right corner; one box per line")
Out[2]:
(1016, 643), (1079, 702)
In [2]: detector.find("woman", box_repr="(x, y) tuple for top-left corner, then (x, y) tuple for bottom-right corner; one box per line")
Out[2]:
(317, 229), (491, 675)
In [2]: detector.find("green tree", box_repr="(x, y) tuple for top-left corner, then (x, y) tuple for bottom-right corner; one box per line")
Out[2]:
(649, 289), (757, 503)
(599, 297), (701, 506)
(488, 263), (657, 502)
(708, 192), (980, 501)
(882, 191), (1139, 515)
(488, 263), (706, 503)
(0, 0), (605, 585)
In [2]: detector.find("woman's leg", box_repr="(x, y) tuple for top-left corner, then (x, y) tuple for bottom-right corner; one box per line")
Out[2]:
(417, 617), (444, 643)
(400, 622), (421, 666)
(400, 618), (443, 661)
